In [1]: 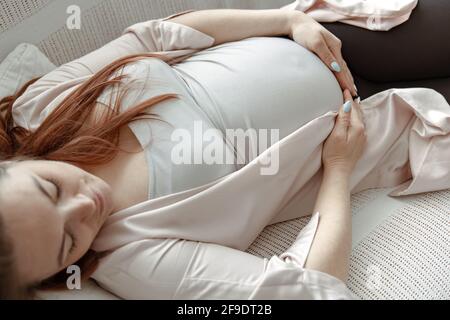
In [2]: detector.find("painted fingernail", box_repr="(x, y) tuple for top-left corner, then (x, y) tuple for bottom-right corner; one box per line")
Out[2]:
(331, 61), (341, 72)
(343, 101), (352, 113)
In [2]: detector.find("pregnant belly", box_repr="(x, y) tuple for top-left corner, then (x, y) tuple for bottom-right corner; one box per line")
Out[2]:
(172, 36), (344, 140)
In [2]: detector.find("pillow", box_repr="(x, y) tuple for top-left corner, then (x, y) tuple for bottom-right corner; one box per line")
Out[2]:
(0, 43), (56, 98)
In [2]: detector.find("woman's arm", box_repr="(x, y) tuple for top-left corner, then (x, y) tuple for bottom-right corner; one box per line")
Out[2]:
(169, 9), (357, 96)
(304, 89), (367, 282)
(168, 9), (294, 46)
(305, 167), (352, 282)
(93, 237), (354, 300)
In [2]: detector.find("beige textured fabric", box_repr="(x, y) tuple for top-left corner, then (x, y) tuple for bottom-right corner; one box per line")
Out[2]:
(247, 188), (450, 300)
(0, 0), (52, 33)
(0, 0), (290, 63)
(347, 189), (450, 300)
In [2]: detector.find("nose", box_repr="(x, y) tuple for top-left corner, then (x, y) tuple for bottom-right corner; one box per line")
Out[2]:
(65, 193), (96, 224)
(63, 176), (96, 224)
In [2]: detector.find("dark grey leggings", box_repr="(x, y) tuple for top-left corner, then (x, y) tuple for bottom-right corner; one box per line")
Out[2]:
(322, 0), (450, 102)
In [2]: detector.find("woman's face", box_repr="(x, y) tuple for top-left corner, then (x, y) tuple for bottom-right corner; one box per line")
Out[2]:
(0, 159), (114, 285)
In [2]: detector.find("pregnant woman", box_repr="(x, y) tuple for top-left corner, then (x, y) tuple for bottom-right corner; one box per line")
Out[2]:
(0, 8), (448, 299)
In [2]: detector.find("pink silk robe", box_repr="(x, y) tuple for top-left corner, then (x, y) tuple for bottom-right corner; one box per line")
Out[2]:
(282, 0), (418, 31)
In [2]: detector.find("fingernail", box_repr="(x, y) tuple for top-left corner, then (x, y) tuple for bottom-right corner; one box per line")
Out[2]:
(331, 61), (341, 73)
(353, 84), (358, 93)
(343, 101), (352, 113)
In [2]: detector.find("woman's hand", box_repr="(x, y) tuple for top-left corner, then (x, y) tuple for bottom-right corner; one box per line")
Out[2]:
(322, 89), (366, 175)
(307, 89), (365, 281)
(289, 12), (357, 96)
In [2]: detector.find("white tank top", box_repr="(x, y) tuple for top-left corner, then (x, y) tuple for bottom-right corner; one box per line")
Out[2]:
(98, 37), (343, 199)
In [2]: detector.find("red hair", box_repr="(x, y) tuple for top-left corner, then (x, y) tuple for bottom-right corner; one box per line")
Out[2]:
(1, 52), (178, 162)
(0, 52), (180, 297)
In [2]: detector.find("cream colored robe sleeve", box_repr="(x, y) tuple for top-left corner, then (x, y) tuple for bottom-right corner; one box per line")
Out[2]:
(92, 213), (355, 300)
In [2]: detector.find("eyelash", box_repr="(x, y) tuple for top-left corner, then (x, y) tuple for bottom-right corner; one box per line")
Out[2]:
(46, 177), (62, 200)
(46, 178), (75, 256)
(68, 231), (77, 255)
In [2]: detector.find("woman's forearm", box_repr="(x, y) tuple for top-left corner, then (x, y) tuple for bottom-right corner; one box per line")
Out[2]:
(168, 8), (358, 96)
(168, 9), (298, 46)
(304, 167), (352, 282)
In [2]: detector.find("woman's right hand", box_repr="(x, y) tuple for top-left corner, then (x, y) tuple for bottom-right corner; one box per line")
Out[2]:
(322, 89), (366, 175)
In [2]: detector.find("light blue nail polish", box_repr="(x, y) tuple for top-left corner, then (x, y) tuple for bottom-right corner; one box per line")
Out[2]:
(331, 61), (341, 72)
(343, 101), (352, 113)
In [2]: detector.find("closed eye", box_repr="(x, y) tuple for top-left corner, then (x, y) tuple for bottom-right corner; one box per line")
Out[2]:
(68, 231), (77, 255)
(59, 230), (77, 267)
(46, 177), (61, 201)
(61, 232), (77, 266)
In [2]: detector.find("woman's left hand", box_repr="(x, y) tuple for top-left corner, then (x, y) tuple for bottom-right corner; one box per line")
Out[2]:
(288, 12), (357, 96)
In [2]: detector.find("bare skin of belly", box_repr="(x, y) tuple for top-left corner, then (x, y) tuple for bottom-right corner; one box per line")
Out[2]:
(78, 105), (150, 213)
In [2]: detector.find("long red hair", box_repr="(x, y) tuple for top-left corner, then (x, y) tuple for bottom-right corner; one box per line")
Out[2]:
(0, 52), (179, 298)
(0, 52), (178, 161)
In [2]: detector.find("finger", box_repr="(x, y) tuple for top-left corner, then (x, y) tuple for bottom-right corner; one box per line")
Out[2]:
(340, 58), (357, 96)
(347, 89), (364, 126)
(334, 89), (353, 137)
(322, 31), (357, 96)
(328, 58), (353, 97)
(343, 87), (353, 102)
(342, 88), (363, 122)
(311, 34), (342, 75)
(345, 61), (356, 92)
(333, 48), (357, 95)
(348, 96), (366, 140)
(353, 97), (364, 124)
(353, 97), (366, 130)
(342, 89), (367, 150)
